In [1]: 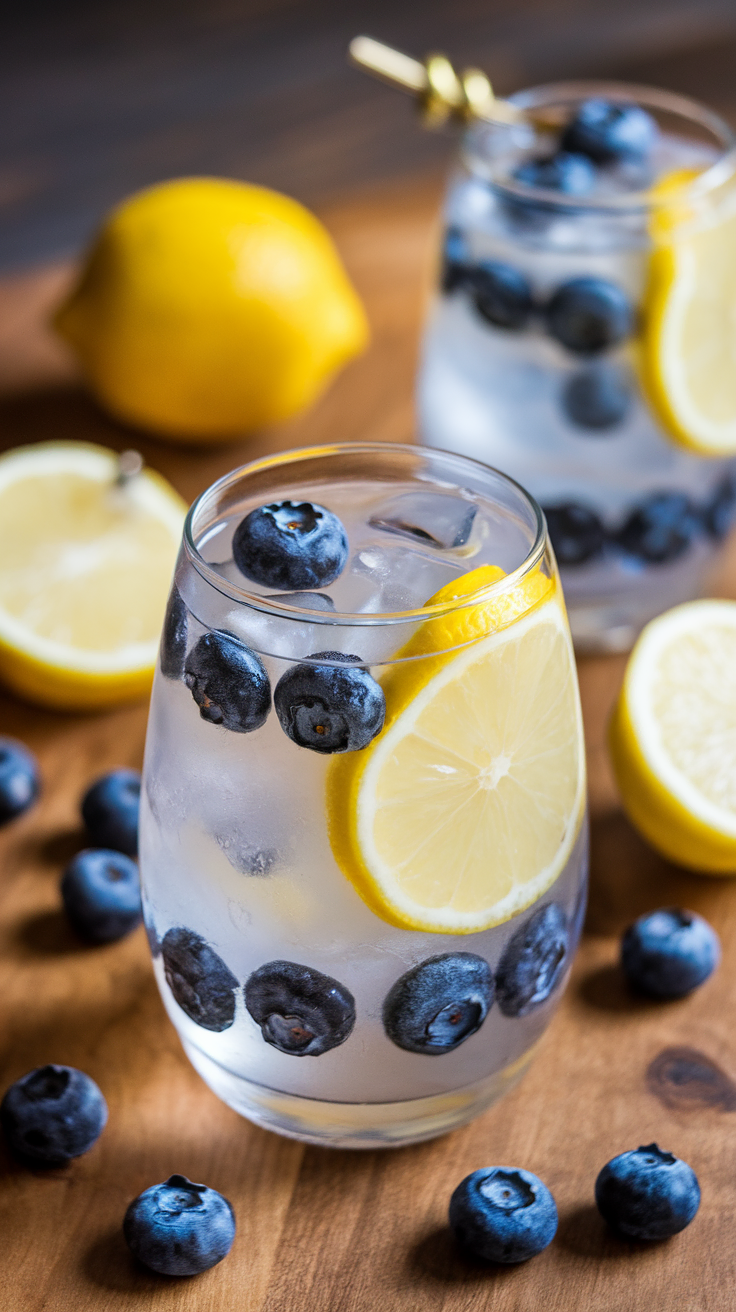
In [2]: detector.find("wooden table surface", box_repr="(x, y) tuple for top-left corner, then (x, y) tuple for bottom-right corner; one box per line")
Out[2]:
(2, 176), (736, 1312)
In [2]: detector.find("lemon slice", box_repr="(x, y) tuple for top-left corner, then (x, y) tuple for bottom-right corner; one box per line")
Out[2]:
(328, 568), (585, 933)
(0, 441), (186, 709)
(609, 599), (736, 873)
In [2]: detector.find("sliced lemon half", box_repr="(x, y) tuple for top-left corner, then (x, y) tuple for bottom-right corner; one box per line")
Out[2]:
(328, 567), (585, 933)
(0, 441), (186, 710)
(609, 598), (736, 873)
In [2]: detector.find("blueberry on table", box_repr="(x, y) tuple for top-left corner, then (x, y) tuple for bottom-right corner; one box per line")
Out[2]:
(184, 630), (271, 733)
(233, 500), (348, 591)
(382, 953), (494, 1055)
(61, 849), (142, 944)
(615, 492), (700, 564)
(703, 473), (736, 540)
(82, 768), (141, 856)
(514, 152), (596, 196)
(450, 1167), (558, 1263)
(441, 225), (471, 294)
(545, 277), (634, 355)
(621, 908), (720, 999)
(0, 1065), (107, 1166)
(562, 99), (657, 163)
(245, 960), (355, 1056)
(469, 261), (533, 330)
(124, 1174), (235, 1276)
(595, 1144), (700, 1240)
(162, 928), (238, 1031)
(543, 502), (606, 566)
(160, 586), (188, 679)
(562, 365), (631, 431)
(496, 903), (569, 1018)
(0, 737), (39, 825)
(274, 652), (385, 754)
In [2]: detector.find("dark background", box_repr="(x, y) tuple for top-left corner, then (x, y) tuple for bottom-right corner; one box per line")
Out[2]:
(3, 0), (736, 271)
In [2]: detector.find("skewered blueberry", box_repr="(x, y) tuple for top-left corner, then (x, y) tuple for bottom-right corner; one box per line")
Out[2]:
(233, 500), (348, 591)
(450, 1167), (558, 1263)
(124, 1174), (236, 1276)
(1, 1065), (107, 1166)
(274, 653), (385, 754)
(160, 586), (188, 679)
(615, 493), (700, 564)
(561, 98), (657, 163)
(0, 737), (39, 826)
(562, 365), (631, 431)
(265, 591), (335, 611)
(621, 908), (720, 998)
(543, 502), (606, 566)
(441, 225), (471, 293)
(82, 768), (141, 856)
(184, 630), (271, 733)
(595, 1144), (700, 1240)
(703, 473), (736, 540)
(161, 928), (238, 1031)
(469, 261), (533, 330)
(61, 849), (142, 944)
(245, 960), (355, 1056)
(382, 953), (494, 1055)
(496, 903), (569, 1018)
(545, 277), (634, 355)
(514, 152), (596, 196)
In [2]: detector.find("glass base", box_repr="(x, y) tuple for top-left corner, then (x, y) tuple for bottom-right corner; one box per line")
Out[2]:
(182, 1037), (537, 1149)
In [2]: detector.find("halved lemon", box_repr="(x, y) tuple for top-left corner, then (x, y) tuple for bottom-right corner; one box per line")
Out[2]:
(0, 441), (186, 709)
(328, 568), (585, 933)
(609, 599), (736, 873)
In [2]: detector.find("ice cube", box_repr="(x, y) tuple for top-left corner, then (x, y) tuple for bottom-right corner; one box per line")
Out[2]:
(369, 491), (478, 552)
(351, 543), (464, 613)
(214, 832), (277, 876)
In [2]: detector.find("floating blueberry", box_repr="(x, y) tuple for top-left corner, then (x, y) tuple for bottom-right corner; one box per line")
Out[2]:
(469, 261), (533, 330)
(514, 152), (596, 196)
(561, 99), (658, 162)
(595, 1144), (700, 1240)
(449, 1167), (558, 1263)
(496, 903), (569, 1018)
(161, 928), (238, 1031)
(621, 908), (720, 999)
(233, 500), (348, 591)
(441, 225), (471, 294)
(82, 768), (141, 856)
(382, 953), (494, 1055)
(160, 586), (188, 679)
(124, 1174), (236, 1276)
(245, 960), (355, 1056)
(0, 1064), (107, 1166)
(184, 630), (271, 733)
(274, 652), (385, 754)
(615, 492), (700, 564)
(61, 849), (142, 944)
(543, 502), (606, 566)
(546, 277), (634, 355)
(703, 473), (736, 540)
(0, 737), (39, 826)
(265, 591), (335, 612)
(562, 365), (631, 431)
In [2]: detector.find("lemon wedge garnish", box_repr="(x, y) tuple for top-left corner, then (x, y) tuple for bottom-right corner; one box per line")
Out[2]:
(609, 599), (736, 873)
(328, 566), (585, 933)
(0, 441), (186, 709)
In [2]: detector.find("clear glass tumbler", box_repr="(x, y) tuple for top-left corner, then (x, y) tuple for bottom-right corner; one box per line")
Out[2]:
(140, 443), (587, 1147)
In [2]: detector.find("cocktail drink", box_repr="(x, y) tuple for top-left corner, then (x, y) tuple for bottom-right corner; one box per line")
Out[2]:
(418, 83), (736, 651)
(140, 444), (587, 1147)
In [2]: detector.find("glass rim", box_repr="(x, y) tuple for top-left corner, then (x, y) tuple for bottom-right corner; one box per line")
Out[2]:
(183, 441), (548, 627)
(462, 78), (736, 213)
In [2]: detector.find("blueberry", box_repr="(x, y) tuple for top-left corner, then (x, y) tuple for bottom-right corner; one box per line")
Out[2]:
(184, 630), (271, 733)
(469, 261), (533, 330)
(160, 586), (188, 679)
(562, 365), (631, 431)
(274, 652), (385, 754)
(0, 737), (39, 825)
(543, 502), (606, 566)
(496, 903), (569, 1018)
(562, 99), (657, 163)
(621, 908), (720, 998)
(82, 768), (140, 856)
(382, 953), (494, 1055)
(265, 591), (335, 612)
(595, 1144), (700, 1240)
(0, 1065), (107, 1166)
(162, 927), (238, 1031)
(703, 473), (736, 540)
(61, 849), (142, 944)
(546, 277), (634, 355)
(124, 1174), (235, 1276)
(514, 152), (596, 196)
(449, 1167), (558, 1263)
(233, 500), (348, 591)
(441, 225), (471, 293)
(244, 960), (355, 1056)
(616, 492), (700, 564)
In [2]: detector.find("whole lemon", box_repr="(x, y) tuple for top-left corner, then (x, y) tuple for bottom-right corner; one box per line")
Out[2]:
(54, 178), (369, 441)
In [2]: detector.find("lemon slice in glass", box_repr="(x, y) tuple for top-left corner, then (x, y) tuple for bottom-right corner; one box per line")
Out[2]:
(328, 568), (585, 933)
(609, 599), (736, 873)
(0, 441), (186, 709)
